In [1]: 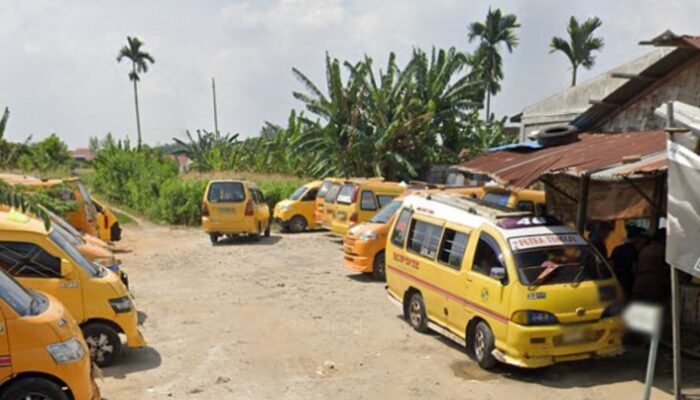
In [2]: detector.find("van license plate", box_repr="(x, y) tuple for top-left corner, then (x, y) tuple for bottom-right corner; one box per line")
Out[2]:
(338, 212), (346, 220)
(561, 330), (584, 344)
(219, 207), (234, 214)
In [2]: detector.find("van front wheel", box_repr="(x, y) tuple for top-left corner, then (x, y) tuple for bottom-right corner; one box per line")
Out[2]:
(406, 293), (429, 333)
(83, 322), (122, 367)
(472, 321), (497, 369)
(0, 377), (69, 400)
(372, 250), (386, 281)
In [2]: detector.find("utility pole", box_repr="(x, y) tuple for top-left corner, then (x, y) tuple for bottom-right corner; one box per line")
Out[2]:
(212, 77), (219, 134)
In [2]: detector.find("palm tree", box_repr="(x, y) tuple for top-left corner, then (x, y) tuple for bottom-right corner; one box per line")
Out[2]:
(117, 36), (155, 150)
(467, 8), (520, 118)
(0, 181), (50, 228)
(549, 16), (604, 87)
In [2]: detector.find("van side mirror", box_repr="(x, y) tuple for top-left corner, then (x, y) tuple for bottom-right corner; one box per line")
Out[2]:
(489, 267), (506, 283)
(61, 259), (74, 278)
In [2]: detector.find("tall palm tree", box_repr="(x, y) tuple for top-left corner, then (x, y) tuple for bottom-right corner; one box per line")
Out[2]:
(467, 8), (520, 118)
(549, 16), (604, 87)
(117, 36), (155, 150)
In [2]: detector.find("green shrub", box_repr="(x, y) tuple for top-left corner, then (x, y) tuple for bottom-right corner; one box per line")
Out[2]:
(258, 180), (301, 210)
(156, 178), (208, 225)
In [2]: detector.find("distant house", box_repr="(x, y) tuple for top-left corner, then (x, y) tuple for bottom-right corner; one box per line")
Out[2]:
(168, 154), (192, 173)
(513, 30), (700, 139)
(70, 148), (96, 162)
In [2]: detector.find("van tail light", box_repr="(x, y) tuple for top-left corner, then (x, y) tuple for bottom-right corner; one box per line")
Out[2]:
(350, 186), (360, 203)
(201, 202), (209, 216)
(350, 212), (358, 223)
(245, 200), (254, 216)
(103, 214), (109, 227)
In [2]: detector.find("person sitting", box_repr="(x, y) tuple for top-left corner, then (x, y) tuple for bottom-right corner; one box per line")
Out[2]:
(589, 221), (613, 258)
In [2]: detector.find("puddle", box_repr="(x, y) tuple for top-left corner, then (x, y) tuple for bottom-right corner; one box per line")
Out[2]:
(449, 360), (498, 381)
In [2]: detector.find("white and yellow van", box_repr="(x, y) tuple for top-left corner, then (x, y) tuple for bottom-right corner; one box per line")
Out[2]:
(0, 269), (100, 399)
(385, 192), (624, 369)
(0, 211), (146, 367)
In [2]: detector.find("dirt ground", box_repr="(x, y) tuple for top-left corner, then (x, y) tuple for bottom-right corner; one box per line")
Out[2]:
(99, 220), (700, 400)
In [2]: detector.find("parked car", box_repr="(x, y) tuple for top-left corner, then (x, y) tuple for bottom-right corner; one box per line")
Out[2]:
(0, 210), (146, 367)
(385, 192), (624, 369)
(274, 180), (322, 233)
(201, 180), (271, 244)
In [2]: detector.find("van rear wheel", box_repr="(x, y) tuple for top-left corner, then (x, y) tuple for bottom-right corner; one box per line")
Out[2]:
(0, 377), (69, 400)
(406, 292), (429, 333)
(472, 321), (497, 369)
(209, 233), (219, 244)
(264, 220), (271, 237)
(83, 322), (122, 367)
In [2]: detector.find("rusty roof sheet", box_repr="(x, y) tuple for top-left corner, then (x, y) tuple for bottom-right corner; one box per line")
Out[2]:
(455, 131), (667, 188)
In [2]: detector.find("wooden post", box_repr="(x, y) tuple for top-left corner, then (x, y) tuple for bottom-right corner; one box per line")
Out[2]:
(576, 174), (591, 233)
(671, 266), (682, 400)
(649, 174), (665, 235)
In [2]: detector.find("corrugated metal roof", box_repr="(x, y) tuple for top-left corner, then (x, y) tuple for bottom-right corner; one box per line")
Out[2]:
(455, 131), (667, 188)
(590, 151), (667, 180)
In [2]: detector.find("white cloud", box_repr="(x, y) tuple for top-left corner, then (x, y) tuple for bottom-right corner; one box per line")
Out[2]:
(0, 0), (699, 148)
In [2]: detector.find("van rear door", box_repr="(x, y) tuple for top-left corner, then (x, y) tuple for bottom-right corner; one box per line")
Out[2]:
(206, 182), (247, 223)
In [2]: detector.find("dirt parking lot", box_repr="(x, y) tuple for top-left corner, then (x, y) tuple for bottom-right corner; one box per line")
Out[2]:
(99, 221), (700, 399)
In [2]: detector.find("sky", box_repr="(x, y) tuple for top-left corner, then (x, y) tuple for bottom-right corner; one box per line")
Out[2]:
(1, 0), (700, 148)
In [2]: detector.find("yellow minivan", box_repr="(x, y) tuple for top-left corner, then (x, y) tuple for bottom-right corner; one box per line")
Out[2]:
(480, 186), (546, 214)
(330, 180), (405, 236)
(385, 192), (624, 369)
(0, 269), (100, 399)
(202, 180), (271, 244)
(274, 180), (322, 233)
(0, 211), (146, 367)
(92, 197), (122, 242)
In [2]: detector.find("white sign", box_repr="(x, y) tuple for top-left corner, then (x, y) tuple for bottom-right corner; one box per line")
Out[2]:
(622, 303), (663, 335)
(509, 234), (586, 251)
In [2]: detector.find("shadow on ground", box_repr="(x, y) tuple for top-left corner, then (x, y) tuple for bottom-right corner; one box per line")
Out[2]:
(100, 346), (162, 379)
(213, 234), (282, 246)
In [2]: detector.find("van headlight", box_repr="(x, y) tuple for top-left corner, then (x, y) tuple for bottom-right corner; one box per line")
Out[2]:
(601, 303), (624, 319)
(47, 338), (85, 364)
(109, 296), (132, 313)
(278, 204), (290, 211)
(511, 310), (558, 326)
(94, 257), (117, 267)
(358, 231), (378, 241)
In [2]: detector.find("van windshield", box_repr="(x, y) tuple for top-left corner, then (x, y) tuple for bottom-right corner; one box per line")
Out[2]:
(289, 186), (308, 201)
(46, 209), (82, 238)
(208, 182), (245, 203)
(336, 184), (356, 204)
(317, 181), (333, 199)
(53, 222), (84, 247)
(324, 184), (341, 202)
(49, 230), (102, 278)
(369, 200), (402, 224)
(0, 269), (36, 316)
(513, 245), (612, 286)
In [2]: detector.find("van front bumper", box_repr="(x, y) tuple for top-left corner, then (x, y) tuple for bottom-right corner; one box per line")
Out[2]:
(342, 238), (373, 273)
(331, 221), (350, 237)
(115, 310), (147, 348)
(56, 351), (100, 400)
(496, 317), (624, 368)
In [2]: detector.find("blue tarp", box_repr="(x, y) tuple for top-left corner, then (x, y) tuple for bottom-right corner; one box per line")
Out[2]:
(488, 140), (543, 152)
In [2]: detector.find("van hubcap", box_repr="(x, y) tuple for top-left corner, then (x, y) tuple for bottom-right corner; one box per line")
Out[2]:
(86, 333), (114, 363)
(474, 330), (485, 360)
(409, 300), (422, 327)
(22, 395), (51, 400)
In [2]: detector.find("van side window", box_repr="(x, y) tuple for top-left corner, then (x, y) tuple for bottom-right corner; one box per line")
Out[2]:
(0, 242), (61, 278)
(391, 209), (413, 247)
(360, 191), (377, 210)
(377, 195), (394, 208)
(302, 188), (318, 201)
(407, 220), (443, 260)
(472, 233), (506, 278)
(438, 229), (469, 269)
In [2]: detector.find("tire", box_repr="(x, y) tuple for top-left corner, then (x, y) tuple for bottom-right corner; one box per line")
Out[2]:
(111, 222), (122, 241)
(0, 377), (69, 400)
(536, 125), (579, 147)
(372, 250), (386, 281)
(472, 321), (497, 370)
(405, 292), (429, 333)
(82, 322), (122, 367)
(264, 220), (271, 237)
(251, 223), (262, 241)
(209, 233), (219, 244)
(289, 215), (308, 233)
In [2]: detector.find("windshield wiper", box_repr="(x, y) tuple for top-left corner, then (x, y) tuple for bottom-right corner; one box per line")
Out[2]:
(571, 264), (589, 286)
(529, 262), (578, 288)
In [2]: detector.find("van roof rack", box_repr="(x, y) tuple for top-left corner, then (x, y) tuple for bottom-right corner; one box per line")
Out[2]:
(425, 192), (532, 219)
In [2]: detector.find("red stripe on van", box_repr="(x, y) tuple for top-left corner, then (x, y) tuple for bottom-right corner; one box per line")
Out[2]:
(387, 265), (508, 323)
(0, 355), (11, 367)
